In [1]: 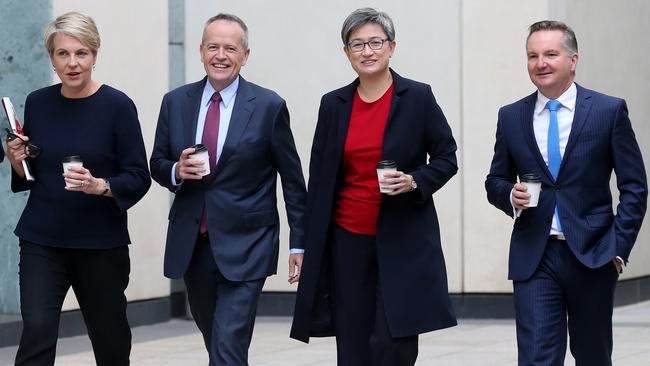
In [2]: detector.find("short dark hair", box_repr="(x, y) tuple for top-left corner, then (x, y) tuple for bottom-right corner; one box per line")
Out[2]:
(527, 20), (578, 55)
(341, 7), (395, 45)
(202, 13), (249, 49)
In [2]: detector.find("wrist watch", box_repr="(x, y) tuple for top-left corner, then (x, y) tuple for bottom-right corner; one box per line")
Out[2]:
(410, 176), (418, 191)
(101, 178), (110, 196)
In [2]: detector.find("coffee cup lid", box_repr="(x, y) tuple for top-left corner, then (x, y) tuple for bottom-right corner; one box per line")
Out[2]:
(62, 155), (82, 163)
(520, 173), (541, 182)
(376, 160), (397, 169)
(190, 144), (208, 153)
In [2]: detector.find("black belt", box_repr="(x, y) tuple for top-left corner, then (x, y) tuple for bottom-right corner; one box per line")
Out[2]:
(549, 234), (566, 241)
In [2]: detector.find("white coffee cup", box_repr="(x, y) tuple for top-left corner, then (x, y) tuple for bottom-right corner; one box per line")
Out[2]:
(189, 144), (210, 176)
(376, 160), (397, 193)
(62, 155), (83, 188)
(520, 173), (542, 207)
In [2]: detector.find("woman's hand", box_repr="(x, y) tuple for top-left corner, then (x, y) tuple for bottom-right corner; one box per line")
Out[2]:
(63, 165), (106, 195)
(380, 170), (415, 196)
(5, 133), (28, 177)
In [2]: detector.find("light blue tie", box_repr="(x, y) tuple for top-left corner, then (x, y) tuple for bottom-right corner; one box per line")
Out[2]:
(547, 99), (562, 231)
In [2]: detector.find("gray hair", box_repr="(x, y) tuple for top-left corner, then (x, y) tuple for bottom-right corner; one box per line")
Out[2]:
(341, 7), (395, 45)
(527, 20), (578, 55)
(44, 12), (100, 56)
(203, 13), (249, 49)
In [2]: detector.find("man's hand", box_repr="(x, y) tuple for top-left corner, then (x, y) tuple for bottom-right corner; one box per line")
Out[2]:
(613, 258), (623, 274)
(175, 147), (206, 180)
(288, 253), (303, 284)
(512, 183), (532, 210)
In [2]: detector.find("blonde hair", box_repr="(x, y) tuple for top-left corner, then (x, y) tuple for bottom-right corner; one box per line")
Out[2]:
(44, 12), (100, 56)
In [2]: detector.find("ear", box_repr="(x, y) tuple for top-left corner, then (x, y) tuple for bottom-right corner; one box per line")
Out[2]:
(343, 45), (353, 60)
(570, 52), (579, 73)
(387, 40), (396, 58)
(242, 48), (251, 66)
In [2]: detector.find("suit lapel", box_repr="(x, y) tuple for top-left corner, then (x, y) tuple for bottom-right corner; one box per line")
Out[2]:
(182, 78), (206, 148)
(522, 92), (554, 181)
(381, 70), (405, 158)
(214, 77), (255, 173)
(559, 85), (592, 174)
(334, 80), (356, 162)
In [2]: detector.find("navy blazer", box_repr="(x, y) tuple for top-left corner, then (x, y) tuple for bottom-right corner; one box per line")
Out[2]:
(150, 77), (306, 281)
(291, 70), (457, 342)
(486, 84), (647, 281)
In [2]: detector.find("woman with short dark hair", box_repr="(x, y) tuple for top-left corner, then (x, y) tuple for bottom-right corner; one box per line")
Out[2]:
(291, 7), (458, 366)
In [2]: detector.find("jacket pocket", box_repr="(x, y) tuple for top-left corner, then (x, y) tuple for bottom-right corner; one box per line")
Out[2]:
(585, 212), (614, 228)
(244, 210), (279, 228)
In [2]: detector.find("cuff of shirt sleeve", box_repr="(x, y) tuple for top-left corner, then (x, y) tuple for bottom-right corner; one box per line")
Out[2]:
(289, 248), (305, 254)
(171, 162), (182, 187)
(510, 188), (521, 218)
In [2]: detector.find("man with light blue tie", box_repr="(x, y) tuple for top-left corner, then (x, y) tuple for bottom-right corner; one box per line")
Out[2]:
(486, 20), (647, 365)
(150, 13), (306, 365)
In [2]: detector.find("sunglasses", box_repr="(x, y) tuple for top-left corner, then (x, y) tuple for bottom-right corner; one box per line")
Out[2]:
(5, 129), (42, 158)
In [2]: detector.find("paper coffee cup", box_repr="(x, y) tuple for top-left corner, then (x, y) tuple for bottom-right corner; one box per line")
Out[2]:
(376, 160), (397, 193)
(62, 155), (83, 188)
(189, 144), (210, 176)
(520, 173), (542, 207)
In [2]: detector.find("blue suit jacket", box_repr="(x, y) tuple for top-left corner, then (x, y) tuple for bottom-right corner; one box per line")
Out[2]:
(150, 77), (306, 281)
(486, 84), (647, 281)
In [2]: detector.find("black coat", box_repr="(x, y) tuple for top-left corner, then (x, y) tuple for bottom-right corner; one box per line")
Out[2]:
(290, 70), (458, 342)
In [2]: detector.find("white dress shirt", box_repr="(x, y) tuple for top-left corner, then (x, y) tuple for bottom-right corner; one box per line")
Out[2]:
(512, 82), (576, 236)
(170, 77), (239, 185)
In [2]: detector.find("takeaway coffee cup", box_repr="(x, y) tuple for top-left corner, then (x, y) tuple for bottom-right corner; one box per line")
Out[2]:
(376, 160), (397, 193)
(189, 144), (210, 176)
(62, 155), (83, 188)
(520, 173), (542, 207)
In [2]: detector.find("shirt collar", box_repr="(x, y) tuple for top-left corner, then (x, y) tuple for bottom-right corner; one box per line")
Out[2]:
(534, 82), (577, 115)
(201, 76), (239, 108)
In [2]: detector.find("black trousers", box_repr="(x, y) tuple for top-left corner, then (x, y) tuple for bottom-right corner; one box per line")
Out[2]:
(514, 238), (618, 366)
(15, 241), (131, 366)
(330, 224), (418, 366)
(184, 235), (265, 366)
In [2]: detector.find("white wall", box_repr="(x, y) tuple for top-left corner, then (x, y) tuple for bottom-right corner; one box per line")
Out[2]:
(52, 0), (170, 310)
(462, 0), (550, 292)
(564, 0), (650, 278)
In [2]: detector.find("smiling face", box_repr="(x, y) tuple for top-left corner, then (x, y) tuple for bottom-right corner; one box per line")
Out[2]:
(50, 33), (97, 97)
(200, 19), (250, 91)
(344, 23), (395, 79)
(526, 29), (578, 99)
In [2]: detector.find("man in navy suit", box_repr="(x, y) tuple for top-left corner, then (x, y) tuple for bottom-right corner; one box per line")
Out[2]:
(150, 13), (306, 365)
(486, 20), (647, 365)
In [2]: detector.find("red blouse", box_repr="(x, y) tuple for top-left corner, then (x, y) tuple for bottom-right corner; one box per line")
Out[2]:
(333, 84), (394, 235)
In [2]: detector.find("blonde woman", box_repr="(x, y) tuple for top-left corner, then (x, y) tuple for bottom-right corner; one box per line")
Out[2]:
(5, 12), (150, 365)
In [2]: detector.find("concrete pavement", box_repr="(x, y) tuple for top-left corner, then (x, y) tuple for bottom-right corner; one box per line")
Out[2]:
(1, 301), (649, 365)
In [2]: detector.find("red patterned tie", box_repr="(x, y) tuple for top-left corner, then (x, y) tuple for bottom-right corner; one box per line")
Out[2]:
(199, 92), (221, 234)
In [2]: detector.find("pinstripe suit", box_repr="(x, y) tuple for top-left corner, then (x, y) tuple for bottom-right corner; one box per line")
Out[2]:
(486, 84), (647, 365)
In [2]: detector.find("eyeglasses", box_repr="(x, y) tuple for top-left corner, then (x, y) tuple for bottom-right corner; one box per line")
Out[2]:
(5, 129), (42, 158)
(347, 38), (389, 53)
